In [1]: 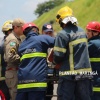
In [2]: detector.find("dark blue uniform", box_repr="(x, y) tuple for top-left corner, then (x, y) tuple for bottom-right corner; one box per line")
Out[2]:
(53, 24), (92, 100)
(16, 31), (54, 100)
(0, 36), (10, 100)
(89, 36), (100, 100)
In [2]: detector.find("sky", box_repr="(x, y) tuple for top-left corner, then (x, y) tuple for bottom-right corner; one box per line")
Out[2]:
(0, 0), (49, 37)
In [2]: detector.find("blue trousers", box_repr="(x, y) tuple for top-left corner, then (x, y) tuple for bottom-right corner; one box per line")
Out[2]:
(92, 92), (100, 100)
(57, 78), (92, 100)
(16, 91), (46, 100)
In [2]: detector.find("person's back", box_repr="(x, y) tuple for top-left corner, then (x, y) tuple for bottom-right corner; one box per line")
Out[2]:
(16, 23), (54, 100)
(56, 23), (91, 80)
(18, 34), (54, 87)
(52, 6), (92, 100)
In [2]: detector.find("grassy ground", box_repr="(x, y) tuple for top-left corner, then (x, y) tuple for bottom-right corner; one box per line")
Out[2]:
(33, 0), (100, 33)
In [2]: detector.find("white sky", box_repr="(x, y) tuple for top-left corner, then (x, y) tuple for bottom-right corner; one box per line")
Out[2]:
(0, 0), (49, 37)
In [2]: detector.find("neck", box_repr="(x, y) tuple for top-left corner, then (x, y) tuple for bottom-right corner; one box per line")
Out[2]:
(13, 32), (20, 38)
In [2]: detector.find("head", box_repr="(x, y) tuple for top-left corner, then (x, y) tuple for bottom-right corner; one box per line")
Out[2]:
(42, 23), (54, 37)
(56, 6), (78, 28)
(86, 21), (100, 39)
(22, 22), (39, 36)
(12, 18), (25, 37)
(2, 20), (13, 36)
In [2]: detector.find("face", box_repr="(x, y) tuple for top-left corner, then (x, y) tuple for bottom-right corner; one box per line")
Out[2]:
(42, 31), (54, 37)
(13, 26), (23, 37)
(86, 29), (99, 39)
(86, 29), (93, 39)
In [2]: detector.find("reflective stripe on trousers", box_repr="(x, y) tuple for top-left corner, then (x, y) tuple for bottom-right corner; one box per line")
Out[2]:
(90, 58), (100, 92)
(54, 38), (92, 76)
(17, 83), (47, 89)
(93, 87), (100, 92)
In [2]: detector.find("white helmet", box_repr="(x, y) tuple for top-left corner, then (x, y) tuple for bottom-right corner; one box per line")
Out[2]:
(62, 16), (78, 25)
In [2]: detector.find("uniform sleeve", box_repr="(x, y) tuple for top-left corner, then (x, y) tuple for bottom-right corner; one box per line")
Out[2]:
(88, 41), (96, 57)
(4, 39), (20, 64)
(53, 32), (69, 64)
(47, 36), (55, 48)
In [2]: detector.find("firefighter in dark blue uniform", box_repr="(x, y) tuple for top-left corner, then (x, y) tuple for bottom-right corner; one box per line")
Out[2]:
(42, 23), (54, 100)
(86, 21), (100, 100)
(16, 23), (54, 100)
(0, 20), (13, 100)
(53, 6), (92, 100)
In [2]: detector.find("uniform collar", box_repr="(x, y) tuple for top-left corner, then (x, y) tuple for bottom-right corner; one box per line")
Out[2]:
(13, 32), (21, 41)
(26, 30), (38, 37)
(88, 35), (100, 41)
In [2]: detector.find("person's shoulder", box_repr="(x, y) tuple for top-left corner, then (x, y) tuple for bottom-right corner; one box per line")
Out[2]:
(56, 29), (67, 37)
(77, 26), (85, 31)
(5, 32), (17, 43)
(6, 32), (15, 40)
(38, 35), (54, 42)
(39, 34), (54, 38)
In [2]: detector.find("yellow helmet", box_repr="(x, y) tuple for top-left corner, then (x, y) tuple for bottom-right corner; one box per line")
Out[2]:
(2, 20), (13, 32)
(56, 6), (73, 23)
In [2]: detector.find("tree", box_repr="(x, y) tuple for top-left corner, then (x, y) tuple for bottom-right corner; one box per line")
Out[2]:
(34, 0), (64, 17)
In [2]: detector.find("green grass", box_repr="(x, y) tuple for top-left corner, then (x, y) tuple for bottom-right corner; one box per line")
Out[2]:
(33, 0), (100, 33)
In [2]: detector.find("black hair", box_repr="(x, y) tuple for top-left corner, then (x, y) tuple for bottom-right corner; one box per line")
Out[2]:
(3, 29), (13, 36)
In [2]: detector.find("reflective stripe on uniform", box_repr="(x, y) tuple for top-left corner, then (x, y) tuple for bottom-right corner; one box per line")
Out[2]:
(93, 87), (100, 92)
(59, 68), (92, 76)
(20, 52), (47, 61)
(69, 38), (88, 71)
(59, 38), (92, 76)
(0, 77), (5, 81)
(90, 58), (100, 62)
(54, 47), (66, 53)
(17, 82), (47, 89)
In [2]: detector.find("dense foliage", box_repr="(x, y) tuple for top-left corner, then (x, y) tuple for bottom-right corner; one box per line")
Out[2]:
(35, 0), (64, 17)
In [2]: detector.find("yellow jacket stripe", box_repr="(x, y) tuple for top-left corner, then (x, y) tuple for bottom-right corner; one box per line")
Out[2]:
(0, 77), (5, 81)
(17, 83), (47, 89)
(90, 58), (100, 62)
(93, 87), (100, 92)
(69, 38), (87, 45)
(58, 38), (92, 76)
(21, 52), (47, 61)
(54, 47), (66, 53)
(69, 38), (89, 71)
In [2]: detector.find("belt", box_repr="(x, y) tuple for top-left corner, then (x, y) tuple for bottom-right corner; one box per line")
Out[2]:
(6, 67), (18, 71)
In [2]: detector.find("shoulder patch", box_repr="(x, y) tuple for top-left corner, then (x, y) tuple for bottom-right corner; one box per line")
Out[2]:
(10, 42), (16, 46)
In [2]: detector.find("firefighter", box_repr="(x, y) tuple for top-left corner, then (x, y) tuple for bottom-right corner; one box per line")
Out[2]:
(52, 6), (92, 100)
(0, 20), (13, 100)
(16, 22), (54, 100)
(4, 18), (25, 100)
(86, 21), (100, 100)
(42, 23), (54, 37)
(42, 23), (54, 100)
